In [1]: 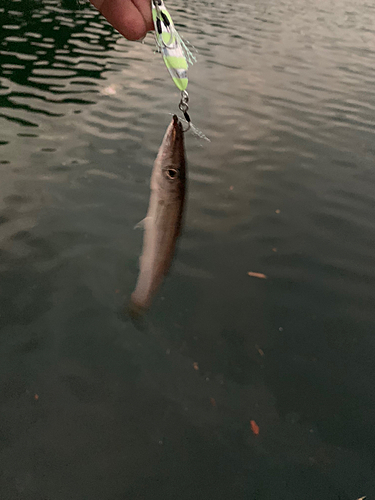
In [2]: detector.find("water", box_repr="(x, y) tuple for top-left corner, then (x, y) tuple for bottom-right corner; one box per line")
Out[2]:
(1, 0), (375, 498)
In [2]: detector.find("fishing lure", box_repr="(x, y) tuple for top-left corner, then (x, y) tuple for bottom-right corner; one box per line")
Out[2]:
(151, 0), (194, 129)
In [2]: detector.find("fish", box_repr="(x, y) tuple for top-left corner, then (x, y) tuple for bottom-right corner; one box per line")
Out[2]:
(130, 115), (186, 315)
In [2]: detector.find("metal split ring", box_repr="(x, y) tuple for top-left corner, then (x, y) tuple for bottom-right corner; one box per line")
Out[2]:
(179, 91), (191, 131)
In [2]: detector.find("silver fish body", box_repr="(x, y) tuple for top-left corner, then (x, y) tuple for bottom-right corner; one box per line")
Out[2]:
(130, 115), (186, 314)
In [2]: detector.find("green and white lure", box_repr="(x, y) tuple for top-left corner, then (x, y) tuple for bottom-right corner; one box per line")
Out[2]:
(151, 0), (196, 130)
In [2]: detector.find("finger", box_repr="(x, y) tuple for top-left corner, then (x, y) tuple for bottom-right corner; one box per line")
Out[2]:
(90, 0), (104, 8)
(90, 0), (153, 41)
(131, 0), (153, 33)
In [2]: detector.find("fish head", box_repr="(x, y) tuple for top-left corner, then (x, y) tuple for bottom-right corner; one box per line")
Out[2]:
(153, 115), (186, 198)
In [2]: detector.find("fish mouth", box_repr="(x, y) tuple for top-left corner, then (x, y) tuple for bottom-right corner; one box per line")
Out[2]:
(169, 114), (184, 147)
(172, 114), (183, 129)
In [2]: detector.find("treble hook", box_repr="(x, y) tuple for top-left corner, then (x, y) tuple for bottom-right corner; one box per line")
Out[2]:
(179, 90), (191, 132)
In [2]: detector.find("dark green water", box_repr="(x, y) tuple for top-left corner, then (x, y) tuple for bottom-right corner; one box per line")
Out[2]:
(1, 0), (375, 498)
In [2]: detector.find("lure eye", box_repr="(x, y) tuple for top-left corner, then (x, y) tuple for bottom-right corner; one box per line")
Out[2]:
(166, 168), (178, 179)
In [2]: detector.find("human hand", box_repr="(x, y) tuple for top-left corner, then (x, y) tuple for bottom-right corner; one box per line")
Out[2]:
(89, 0), (153, 41)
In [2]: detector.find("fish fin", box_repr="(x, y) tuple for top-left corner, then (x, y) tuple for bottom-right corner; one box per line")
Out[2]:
(134, 217), (150, 230)
(116, 302), (148, 331)
(128, 300), (148, 325)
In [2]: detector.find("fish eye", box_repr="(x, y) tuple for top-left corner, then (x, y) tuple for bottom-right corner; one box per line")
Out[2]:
(166, 168), (178, 179)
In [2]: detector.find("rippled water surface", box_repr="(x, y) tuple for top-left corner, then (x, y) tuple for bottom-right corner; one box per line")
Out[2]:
(1, 0), (375, 498)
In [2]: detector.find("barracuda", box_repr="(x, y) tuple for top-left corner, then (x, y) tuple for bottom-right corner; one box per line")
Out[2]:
(130, 115), (187, 314)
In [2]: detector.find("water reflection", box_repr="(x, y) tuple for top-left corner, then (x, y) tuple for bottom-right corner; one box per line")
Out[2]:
(1, 0), (375, 498)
